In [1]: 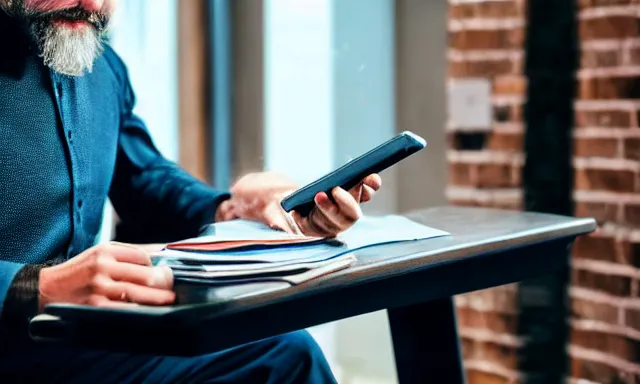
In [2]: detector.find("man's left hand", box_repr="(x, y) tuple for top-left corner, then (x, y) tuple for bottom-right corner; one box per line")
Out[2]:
(215, 172), (382, 237)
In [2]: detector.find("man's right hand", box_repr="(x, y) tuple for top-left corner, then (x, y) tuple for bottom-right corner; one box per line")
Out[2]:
(38, 242), (175, 311)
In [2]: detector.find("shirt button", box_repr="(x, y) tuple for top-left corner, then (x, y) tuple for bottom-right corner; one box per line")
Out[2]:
(77, 200), (83, 208)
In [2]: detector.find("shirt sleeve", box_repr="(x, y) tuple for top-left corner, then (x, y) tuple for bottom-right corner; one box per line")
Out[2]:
(0, 261), (27, 321)
(1, 263), (45, 334)
(1, 258), (64, 334)
(104, 46), (230, 244)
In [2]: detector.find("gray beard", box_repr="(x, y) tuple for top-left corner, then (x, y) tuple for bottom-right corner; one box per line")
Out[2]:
(36, 23), (104, 76)
(0, 0), (107, 76)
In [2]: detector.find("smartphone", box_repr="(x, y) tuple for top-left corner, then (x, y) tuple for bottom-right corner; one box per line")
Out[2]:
(280, 131), (427, 217)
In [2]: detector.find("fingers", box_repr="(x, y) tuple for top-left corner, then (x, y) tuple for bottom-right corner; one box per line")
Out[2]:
(312, 192), (350, 233)
(362, 173), (382, 191)
(93, 244), (175, 306)
(296, 188), (362, 237)
(348, 183), (364, 203)
(296, 209), (340, 238)
(330, 187), (362, 223)
(93, 276), (176, 306)
(107, 242), (152, 266)
(361, 184), (376, 203)
(291, 193), (342, 237)
(107, 262), (174, 290)
(347, 174), (381, 203)
(263, 201), (302, 235)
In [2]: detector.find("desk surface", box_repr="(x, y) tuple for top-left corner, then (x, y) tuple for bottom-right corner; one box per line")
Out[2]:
(32, 206), (596, 355)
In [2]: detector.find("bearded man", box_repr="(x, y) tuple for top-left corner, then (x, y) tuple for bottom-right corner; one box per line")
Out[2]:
(0, 0), (382, 382)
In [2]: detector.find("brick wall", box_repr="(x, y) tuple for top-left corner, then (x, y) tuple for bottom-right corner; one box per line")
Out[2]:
(447, 0), (526, 382)
(571, 0), (640, 383)
(447, 0), (640, 383)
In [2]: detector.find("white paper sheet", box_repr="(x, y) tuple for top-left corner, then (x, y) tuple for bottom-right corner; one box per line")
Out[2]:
(175, 219), (314, 245)
(337, 215), (449, 249)
(152, 215), (449, 266)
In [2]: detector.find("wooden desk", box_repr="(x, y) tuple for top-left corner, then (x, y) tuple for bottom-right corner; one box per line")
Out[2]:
(31, 207), (596, 383)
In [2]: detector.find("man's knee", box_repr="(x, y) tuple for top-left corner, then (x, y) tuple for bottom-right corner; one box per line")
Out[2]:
(272, 331), (324, 361)
(269, 331), (336, 383)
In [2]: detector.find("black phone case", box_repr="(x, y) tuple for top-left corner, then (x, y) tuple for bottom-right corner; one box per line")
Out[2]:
(280, 132), (426, 217)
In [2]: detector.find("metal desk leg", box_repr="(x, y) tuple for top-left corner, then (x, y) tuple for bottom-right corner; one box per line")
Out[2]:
(387, 297), (466, 384)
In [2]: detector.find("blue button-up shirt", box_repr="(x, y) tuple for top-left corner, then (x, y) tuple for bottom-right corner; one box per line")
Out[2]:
(0, 16), (229, 320)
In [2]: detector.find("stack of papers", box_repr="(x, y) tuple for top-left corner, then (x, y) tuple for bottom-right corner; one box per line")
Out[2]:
(152, 215), (449, 286)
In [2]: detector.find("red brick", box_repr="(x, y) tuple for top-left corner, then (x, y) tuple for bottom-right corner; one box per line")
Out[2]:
(571, 297), (619, 324)
(581, 49), (621, 68)
(622, 242), (640, 268)
(575, 110), (633, 128)
(510, 28), (526, 50)
(622, 205), (640, 230)
(586, 0), (633, 7)
(627, 307), (640, 332)
(512, 105), (523, 122)
(494, 105), (523, 123)
(571, 328), (638, 361)
(481, 342), (519, 371)
(461, 336), (474, 360)
(628, 46), (640, 67)
(579, 76), (640, 100)
(466, 369), (515, 384)
(449, 163), (474, 186)
(492, 199), (522, 211)
(477, 163), (518, 188)
(449, 28), (525, 51)
(578, 0), (591, 8)
(487, 131), (523, 152)
(574, 168), (636, 193)
(579, 16), (639, 40)
(457, 307), (519, 335)
(574, 137), (619, 158)
(512, 55), (524, 74)
(571, 358), (631, 384)
(461, 337), (520, 371)
(493, 106), (511, 123)
(575, 201), (619, 224)
(449, 59), (515, 78)
(619, 241), (640, 267)
(460, 286), (519, 314)
(573, 269), (632, 296)
(573, 234), (618, 263)
(623, 138), (640, 161)
(449, 1), (520, 19)
(452, 198), (521, 211)
(493, 76), (527, 95)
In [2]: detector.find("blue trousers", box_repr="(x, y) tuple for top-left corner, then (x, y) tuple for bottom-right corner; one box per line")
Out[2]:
(0, 330), (337, 383)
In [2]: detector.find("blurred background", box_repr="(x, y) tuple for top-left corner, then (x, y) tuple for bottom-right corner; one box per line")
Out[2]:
(99, 0), (639, 383)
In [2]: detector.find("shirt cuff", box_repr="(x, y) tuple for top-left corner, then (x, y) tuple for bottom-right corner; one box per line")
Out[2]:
(3, 259), (60, 333)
